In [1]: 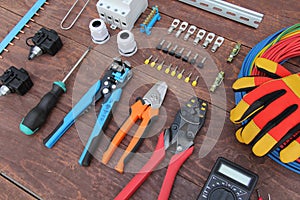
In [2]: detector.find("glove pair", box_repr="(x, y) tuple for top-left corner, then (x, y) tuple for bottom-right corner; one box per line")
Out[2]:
(230, 58), (300, 163)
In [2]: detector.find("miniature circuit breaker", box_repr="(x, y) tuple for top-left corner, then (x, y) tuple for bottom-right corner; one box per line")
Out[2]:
(96, 0), (148, 30)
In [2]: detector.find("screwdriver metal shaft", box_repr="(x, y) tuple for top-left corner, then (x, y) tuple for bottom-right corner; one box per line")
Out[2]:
(62, 46), (91, 83)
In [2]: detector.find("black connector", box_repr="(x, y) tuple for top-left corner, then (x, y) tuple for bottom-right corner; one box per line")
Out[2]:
(26, 28), (63, 60)
(0, 66), (33, 96)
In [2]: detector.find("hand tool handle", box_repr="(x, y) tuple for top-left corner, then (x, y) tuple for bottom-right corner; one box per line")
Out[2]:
(43, 81), (101, 148)
(114, 132), (165, 200)
(102, 100), (146, 164)
(79, 88), (122, 166)
(20, 82), (66, 135)
(115, 107), (159, 173)
(158, 146), (194, 200)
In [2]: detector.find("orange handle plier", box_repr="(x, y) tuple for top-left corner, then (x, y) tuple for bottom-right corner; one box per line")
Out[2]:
(102, 81), (168, 173)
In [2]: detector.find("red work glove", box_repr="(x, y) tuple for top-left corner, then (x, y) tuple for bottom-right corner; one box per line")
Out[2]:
(230, 58), (300, 163)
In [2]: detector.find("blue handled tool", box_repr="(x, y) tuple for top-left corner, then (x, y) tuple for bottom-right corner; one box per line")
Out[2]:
(43, 58), (133, 166)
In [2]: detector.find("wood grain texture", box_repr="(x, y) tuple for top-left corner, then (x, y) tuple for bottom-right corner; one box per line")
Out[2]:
(0, 0), (299, 200)
(0, 176), (35, 200)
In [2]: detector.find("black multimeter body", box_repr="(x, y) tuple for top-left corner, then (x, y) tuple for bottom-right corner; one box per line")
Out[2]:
(198, 157), (258, 200)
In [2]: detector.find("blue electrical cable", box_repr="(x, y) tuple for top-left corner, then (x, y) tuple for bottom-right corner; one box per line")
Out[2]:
(234, 28), (300, 174)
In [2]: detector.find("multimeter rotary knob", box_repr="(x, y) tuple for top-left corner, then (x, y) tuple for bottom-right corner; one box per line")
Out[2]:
(209, 187), (236, 200)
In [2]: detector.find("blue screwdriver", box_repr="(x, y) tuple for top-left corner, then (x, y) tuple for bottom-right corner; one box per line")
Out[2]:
(20, 46), (91, 135)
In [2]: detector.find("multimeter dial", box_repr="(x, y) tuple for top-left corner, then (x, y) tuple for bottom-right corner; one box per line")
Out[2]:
(209, 187), (236, 200)
(198, 157), (258, 200)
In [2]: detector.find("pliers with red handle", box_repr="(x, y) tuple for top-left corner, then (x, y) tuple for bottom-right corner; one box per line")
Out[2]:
(115, 97), (208, 200)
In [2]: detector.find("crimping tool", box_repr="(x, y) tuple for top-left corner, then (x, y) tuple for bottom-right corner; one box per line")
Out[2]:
(102, 81), (168, 173)
(43, 58), (133, 166)
(115, 97), (207, 200)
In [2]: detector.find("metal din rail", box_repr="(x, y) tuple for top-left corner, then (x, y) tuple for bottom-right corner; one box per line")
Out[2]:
(178, 0), (264, 28)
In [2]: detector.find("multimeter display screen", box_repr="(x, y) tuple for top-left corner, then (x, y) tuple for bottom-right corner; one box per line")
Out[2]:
(218, 163), (252, 187)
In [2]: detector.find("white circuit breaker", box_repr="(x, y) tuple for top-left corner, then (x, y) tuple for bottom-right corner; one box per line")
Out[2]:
(96, 0), (148, 30)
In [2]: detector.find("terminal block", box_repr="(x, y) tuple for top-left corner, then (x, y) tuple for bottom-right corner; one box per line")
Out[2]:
(96, 0), (148, 30)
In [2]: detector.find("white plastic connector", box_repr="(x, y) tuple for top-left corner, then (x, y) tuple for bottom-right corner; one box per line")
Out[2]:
(89, 19), (110, 44)
(96, 0), (148, 30)
(117, 30), (137, 57)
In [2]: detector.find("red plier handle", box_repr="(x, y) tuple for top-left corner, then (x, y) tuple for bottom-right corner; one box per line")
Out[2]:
(158, 146), (194, 200)
(114, 131), (194, 200)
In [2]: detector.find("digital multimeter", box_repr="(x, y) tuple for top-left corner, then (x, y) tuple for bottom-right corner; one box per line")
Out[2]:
(198, 157), (258, 200)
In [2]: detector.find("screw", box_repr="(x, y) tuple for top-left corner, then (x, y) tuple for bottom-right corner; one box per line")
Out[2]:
(187, 131), (195, 139)
(165, 64), (172, 74)
(150, 57), (158, 67)
(168, 45), (178, 56)
(189, 53), (199, 65)
(197, 57), (207, 68)
(175, 48), (185, 59)
(177, 69), (185, 79)
(184, 72), (192, 83)
(192, 76), (199, 87)
(177, 145), (183, 152)
(157, 60), (165, 71)
(182, 50), (192, 62)
(171, 66), (178, 77)
(144, 55), (153, 65)
(156, 39), (165, 50)
(162, 42), (172, 53)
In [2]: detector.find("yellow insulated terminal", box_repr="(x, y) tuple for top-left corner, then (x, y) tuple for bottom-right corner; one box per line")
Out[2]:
(157, 61), (165, 71)
(144, 55), (153, 65)
(192, 76), (199, 87)
(171, 66), (178, 77)
(165, 64), (172, 74)
(150, 57), (158, 67)
(177, 69), (185, 79)
(185, 72), (192, 83)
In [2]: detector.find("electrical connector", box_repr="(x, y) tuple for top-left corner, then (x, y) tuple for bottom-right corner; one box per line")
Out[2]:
(0, 66), (33, 96)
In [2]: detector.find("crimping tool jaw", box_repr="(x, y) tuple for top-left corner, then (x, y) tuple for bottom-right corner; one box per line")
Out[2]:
(164, 97), (208, 154)
(143, 81), (168, 109)
(110, 58), (133, 89)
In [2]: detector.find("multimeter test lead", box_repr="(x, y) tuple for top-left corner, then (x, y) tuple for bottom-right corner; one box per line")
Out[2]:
(257, 189), (271, 200)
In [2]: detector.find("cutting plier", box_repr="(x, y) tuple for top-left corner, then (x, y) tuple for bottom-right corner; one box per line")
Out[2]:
(114, 97), (207, 200)
(43, 58), (133, 166)
(102, 81), (168, 173)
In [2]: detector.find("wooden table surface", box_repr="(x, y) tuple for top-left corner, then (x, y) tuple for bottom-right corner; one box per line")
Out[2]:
(0, 0), (299, 199)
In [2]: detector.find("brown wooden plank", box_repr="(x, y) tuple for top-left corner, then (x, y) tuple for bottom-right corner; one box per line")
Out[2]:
(0, 0), (299, 200)
(0, 176), (35, 200)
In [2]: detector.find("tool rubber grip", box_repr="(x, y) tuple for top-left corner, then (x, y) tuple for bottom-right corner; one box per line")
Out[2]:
(115, 107), (159, 173)
(20, 82), (65, 135)
(114, 132), (166, 200)
(158, 146), (194, 200)
(80, 135), (102, 166)
(102, 100), (146, 164)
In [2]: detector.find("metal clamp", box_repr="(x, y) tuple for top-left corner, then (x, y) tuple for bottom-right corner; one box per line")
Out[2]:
(193, 29), (206, 45)
(168, 19), (180, 34)
(175, 21), (188, 38)
(202, 32), (215, 48)
(184, 25), (197, 40)
(211, 36), (224, 52)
